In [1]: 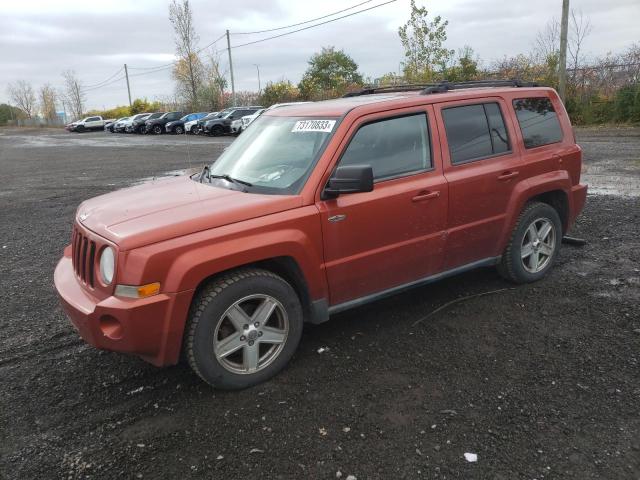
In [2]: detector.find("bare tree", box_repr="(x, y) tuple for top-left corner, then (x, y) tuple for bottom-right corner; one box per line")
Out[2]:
(62, 70), (85, 120)
(7, 80), (37, 118)
(39, 83), (58, 121)
(534, 19), (560, 63)
(169, 0), (203, 110)
(199, 50), (228, 110)
(568, 10), (593, 80)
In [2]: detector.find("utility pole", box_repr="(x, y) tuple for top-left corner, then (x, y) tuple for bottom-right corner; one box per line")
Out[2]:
(254, 64), (261, 94)
(226, 30), (236, 106)
(124, 63), (132, 107)
(558, 0), (570, 103)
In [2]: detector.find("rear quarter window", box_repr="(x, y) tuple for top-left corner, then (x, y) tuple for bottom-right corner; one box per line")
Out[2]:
(513, 97), (563, 148)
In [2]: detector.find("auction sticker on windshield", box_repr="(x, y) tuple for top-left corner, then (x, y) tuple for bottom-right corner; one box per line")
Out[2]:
(291, 120), (336, 133)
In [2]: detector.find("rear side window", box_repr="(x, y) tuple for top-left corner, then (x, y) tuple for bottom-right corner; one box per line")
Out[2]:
(513, 98), (563, 148)
(339, 113), (432, 181)
(442, 102), (511, 164)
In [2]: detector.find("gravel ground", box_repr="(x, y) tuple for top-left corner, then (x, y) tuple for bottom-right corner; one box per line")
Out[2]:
(0, 127), (639, 479)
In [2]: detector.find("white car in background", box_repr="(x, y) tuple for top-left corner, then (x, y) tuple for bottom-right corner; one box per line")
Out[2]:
(186, 112), (218, 134)
(113, 117), (131, 133)
(124, 113), (151, 133)
(235, 102), (312, 135)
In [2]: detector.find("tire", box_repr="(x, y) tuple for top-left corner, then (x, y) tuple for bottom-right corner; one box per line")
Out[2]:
(211, 125), (224, 136)
(152, 125), (163, 135)
(185, 268), (303, 390)
(498, 201), (562, 284)
(76, 125), (85, 133)
(175, 125), (184, 135)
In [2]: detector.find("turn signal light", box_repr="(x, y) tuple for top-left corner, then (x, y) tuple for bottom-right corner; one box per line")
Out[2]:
(115, 282), (161, 299)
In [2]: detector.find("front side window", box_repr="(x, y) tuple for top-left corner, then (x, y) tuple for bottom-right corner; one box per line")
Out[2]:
(442, 102), (511, 165)
(513, 97), (563, 148)
(206, 116), (336, 195)
(339, 113), (431, 181)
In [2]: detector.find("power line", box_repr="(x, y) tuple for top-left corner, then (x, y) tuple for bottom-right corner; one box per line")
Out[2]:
(233, 0), (375, 35)
(83, 67), (124, 89)
(83, 75), (126, 92)
(231, 0), (397, 49)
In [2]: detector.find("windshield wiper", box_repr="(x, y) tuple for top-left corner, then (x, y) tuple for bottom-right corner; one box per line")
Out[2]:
(209, 174), (253, 187)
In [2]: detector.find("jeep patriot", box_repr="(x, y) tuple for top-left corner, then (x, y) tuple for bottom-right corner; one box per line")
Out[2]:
(54, 80), (587, 389)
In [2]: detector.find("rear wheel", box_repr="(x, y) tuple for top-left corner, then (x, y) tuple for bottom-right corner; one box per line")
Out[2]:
(498, 202), (562, 283)
(185, 269), (303, 389)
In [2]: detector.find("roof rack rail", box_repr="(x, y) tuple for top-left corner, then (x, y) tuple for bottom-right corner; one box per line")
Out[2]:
(343, 83), (440, 97)
(421, 79), (538, 94)
(343, 79), (538, 97)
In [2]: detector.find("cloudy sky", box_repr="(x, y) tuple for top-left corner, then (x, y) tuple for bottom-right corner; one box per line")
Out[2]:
(1, 0), (638, 111)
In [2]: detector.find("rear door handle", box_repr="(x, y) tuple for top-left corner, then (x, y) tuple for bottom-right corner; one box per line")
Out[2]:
(498, 171), (519, 181)
(412, 191), (440, 202)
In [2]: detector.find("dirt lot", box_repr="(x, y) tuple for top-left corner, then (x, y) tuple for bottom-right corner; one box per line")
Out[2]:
(1, 127), (639, 479)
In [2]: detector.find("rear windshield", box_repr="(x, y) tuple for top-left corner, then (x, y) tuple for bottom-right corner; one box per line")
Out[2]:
(206, 116), (337, 195)
(513, 98), (563, 148)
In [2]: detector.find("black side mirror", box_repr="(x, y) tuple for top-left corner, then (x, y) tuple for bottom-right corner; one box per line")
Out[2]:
(323, 165), (374, 199)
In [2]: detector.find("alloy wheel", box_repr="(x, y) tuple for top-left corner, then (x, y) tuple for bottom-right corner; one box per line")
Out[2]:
(213, 294), (289, 374)
(521, 218), (556, 273)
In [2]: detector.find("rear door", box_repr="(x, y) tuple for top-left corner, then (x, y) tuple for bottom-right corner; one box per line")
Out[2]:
(317, 106), (448, 306)
(434, 98), (523, 269)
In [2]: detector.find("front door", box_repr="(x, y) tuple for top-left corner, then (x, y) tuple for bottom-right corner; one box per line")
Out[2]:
(317, 107), (448, 306)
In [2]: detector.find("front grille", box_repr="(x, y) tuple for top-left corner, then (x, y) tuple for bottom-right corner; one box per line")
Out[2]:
(72, 227), (96, 288)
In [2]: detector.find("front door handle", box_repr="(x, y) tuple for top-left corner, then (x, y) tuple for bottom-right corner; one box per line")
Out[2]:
(412, 191), (440, 202)
(498, 171), (519, 181)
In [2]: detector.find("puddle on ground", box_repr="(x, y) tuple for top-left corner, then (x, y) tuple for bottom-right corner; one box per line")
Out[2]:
(582, 163), (640, 198)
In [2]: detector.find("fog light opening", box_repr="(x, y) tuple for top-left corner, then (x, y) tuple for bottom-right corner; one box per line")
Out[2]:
(99, 315), (124, 340)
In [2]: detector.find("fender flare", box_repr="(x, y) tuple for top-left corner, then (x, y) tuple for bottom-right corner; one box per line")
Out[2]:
(497, 171), (572, 252)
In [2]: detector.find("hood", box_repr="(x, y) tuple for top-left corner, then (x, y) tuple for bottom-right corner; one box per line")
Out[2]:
(77, 175), (303, 250)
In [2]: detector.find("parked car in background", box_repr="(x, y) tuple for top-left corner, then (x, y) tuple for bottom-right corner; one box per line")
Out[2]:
(203, 106), (263, 136)
(145, 111), (183, 134)
(186, 112), (217, 134)
(166, 112), (208, 134)
(54, 81), (587, 390)
(66, 116), (105, 132)
(102, 119), (116, 132)
(238, 108), (268, 132)
(124, 113), (151, 133)
(113, 117), (131, 133)
(132, 112), (164, 134)
(193, 111), (226, 135)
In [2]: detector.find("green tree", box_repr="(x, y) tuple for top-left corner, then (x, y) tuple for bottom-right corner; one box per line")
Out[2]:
(260, 80), (299, 106)
(0, 104), (25, 125)
(398, 0), (454, 82)
(298, 47), (363, 100)
(445, 46), (479, 82)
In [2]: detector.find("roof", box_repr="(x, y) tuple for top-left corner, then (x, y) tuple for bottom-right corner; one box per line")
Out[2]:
(265, 86), (555, 117)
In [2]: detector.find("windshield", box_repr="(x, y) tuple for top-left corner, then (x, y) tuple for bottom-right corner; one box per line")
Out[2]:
(206, 115), (337, 195)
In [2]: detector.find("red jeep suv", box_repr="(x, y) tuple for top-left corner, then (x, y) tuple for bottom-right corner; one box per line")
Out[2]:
(54, 80), (587, 389)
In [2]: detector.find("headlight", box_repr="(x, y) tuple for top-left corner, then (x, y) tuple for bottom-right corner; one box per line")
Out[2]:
(99, 247), (115, 285)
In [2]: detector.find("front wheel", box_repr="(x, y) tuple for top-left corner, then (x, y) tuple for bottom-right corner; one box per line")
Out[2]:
(152, 125), (163, 134)
(185, 269), (303, 389)
(498, 202), (562, 284)
(175, 125), (184, 135)
(211, 125), (224, 136)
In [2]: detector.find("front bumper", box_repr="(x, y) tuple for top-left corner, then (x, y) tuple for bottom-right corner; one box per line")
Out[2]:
(54, 250), (193, 366)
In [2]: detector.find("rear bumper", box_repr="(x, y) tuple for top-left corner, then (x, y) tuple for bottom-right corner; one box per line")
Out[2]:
(569, 183), (588, 228)
(54, 252), (193, 366)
